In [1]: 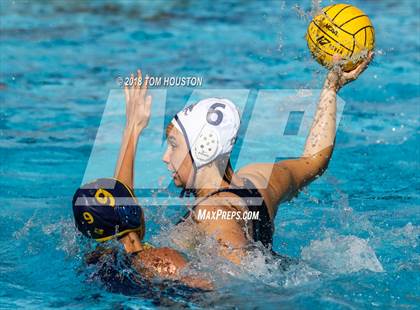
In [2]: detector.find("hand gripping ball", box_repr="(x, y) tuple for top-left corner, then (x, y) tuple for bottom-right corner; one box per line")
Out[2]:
(306, 3), (375, 71)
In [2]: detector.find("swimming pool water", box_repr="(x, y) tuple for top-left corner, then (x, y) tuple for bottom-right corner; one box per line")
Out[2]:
(1, 0), (419, 308)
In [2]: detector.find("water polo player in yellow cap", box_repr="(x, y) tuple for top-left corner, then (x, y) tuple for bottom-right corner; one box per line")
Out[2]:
(74, 52), (373, 288)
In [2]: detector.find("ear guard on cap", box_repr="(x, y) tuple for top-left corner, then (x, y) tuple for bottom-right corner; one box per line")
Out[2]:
(72, 178), (145, 242)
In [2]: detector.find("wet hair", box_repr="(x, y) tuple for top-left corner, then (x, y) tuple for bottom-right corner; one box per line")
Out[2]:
(166, 122), (174, 137)
(214, 153), (234, 184)
(166, 123), (235, 184)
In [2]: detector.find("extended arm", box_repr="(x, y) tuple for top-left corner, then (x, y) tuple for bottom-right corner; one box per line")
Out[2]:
(302, 74), (338, 157)
(243, 53), (375, 210)
(114, 70), (152, 189)
(280, 52), (374, 192)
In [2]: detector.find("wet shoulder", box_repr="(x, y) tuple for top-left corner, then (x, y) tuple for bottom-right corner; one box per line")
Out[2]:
(236, 163), (292, 219)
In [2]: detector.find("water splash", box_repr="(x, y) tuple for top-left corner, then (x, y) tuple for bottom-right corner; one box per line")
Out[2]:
(152, 220), (322, 290)
(42, 218), (81, 257)
(301, 232), (384, 274)
(13, 212), (38, 240)
(389, 222), (419, 249)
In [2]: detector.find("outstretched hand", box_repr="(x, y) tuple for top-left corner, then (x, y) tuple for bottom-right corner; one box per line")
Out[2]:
(124, 69), (152, 133)
(326, 51), (374, 91)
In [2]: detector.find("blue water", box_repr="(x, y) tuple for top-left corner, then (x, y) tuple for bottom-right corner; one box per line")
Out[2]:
(1, 0), (419, 308)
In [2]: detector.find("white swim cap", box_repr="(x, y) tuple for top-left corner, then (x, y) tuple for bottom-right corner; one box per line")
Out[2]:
(171, 98), (241, 169)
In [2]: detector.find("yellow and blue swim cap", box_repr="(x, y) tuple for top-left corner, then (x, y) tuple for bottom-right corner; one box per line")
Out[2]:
(72, 178), (145, 242)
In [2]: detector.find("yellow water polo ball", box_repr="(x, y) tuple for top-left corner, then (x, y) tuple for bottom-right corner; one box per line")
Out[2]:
(306, 3), (375, 71)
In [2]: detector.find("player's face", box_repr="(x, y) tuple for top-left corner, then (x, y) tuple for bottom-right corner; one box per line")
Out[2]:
(162, 124), (194, 187)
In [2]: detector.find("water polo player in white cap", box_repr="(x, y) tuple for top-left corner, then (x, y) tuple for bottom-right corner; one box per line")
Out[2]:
(112, 53), (373, 274)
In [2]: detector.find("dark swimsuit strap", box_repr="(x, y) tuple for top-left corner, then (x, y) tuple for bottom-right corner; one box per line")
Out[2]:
(176, 178), (273, 248)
